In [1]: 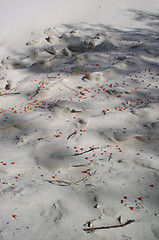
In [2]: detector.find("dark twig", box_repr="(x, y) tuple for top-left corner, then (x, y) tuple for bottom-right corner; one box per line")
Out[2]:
(67, 131), (77, 140)
(83, 219), (135, 232)
(0, 92), (20, 96)
(73, 147), (99, 156)
(59, 147), (99, 159)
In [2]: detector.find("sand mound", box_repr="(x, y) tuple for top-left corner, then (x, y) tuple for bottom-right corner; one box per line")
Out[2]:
(94, 39), (116, 51)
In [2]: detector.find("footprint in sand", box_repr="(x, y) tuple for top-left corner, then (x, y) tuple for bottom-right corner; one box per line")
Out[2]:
(103, 67), (120, 80)
(144, 121), (159, 129)
(5, 80), (14, 90)
(107, 89), (131, 97)
(45, 46), (56, 55)
(50, 200), (67, 223)
(68, 41), (89, 53)
(44, 27), (59, 36)
(152, 224), (159, 239)
(114, 131), (159, 143)
(28, 86), (49, 100)
(84, 34), (104, 48)
(26, 38), (43, 46)
(34, 143), (73, 170)
(74, 118), (88, 128)
(1, 56), (27, 69)
(103, 205), (120, 218)
(45, 35), (58, 43)
(31, 58), (59, 71)
(0, 78), (8, 89)
(131, 108), (150, 119)
(61, 48), (72, 57)
(49, 100), (89, 118)
(83, 71), (104, 82)
(40, 200), (67, 223)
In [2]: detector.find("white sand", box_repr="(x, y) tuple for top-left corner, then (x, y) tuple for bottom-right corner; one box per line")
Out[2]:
(0, 1), (159, 240)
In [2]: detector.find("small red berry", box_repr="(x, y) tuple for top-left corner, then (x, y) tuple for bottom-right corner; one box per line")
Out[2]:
(130, 207), (134, 211)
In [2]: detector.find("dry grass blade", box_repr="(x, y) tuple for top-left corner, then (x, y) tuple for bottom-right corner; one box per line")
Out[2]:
(45, 171), (96, 185)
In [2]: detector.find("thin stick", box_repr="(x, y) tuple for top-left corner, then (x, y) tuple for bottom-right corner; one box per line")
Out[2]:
(72, 163), (91, 167)
(0, 92), (20, 96)
(73, 147), (99, 156)
(67, 131), (77, 140)
(59, 147), (99, 159)
(83, 219), (135, 232)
